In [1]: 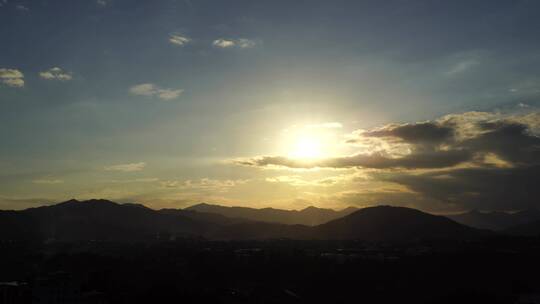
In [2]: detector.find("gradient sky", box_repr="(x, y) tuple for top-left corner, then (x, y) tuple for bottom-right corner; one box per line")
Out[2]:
(1, 0), (539, 212)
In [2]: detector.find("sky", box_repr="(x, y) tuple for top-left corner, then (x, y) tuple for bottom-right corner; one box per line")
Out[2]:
(1, 0), (539, 212)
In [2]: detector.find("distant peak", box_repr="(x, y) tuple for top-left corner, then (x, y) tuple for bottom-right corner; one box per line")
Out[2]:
(122, 203), (150, 209)
(186, 202), (218, 210)
(83, 199), (116, 204)
(59, 199), (80, 205)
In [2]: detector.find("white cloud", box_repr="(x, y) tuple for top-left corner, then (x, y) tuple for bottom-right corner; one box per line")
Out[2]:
(0, 68), (24, 87)
(213, 39), (236, 48)
(157, 88), (183, 100)
(96, 0), (107, 6)
(15, 4), (28, 11)
(237, 38), (257, 48)
(212, 38), (258, 49)
(129, 83), (155, 96)
(39, 67), (73, 81)
(169, 34), (190, 46)
(129, 83), (183, 100)
(104, 162), (146, 172)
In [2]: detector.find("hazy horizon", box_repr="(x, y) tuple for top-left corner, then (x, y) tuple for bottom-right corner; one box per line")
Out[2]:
(1, 0), (539, 214)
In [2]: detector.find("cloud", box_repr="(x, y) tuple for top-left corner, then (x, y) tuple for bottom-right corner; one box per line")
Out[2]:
(234, 110), (540, 211)
(238, 110), (540, 171)
(96, 0), (107, 6)
(32, 178), (64, 184)
(382, 165), (540, 210)
(108, 178), (159, 183)
(169, 34), (190, 46)
(104, 162), (146, 172)
(39, 67), (72, 81)
(129, 83), (183, 100)
(160, 178), (248, 192)
(0, 68), (24, 87)
(356, 121), (454, 144)
(265, 174), (352, 187)
(236, 149), (472, 170)
(446, 59), (479, 76)
(212, 38), (258, 49)
(15, 4), (28, 11)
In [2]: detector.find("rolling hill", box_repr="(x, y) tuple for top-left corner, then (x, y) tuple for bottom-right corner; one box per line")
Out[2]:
(314, 206), (487, 241)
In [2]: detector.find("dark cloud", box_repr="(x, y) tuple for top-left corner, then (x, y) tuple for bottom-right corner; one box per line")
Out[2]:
(382, 165), (540, 210)
(237, 111), (540, 211)
(465, 121), (540, 165)
(238, 111), (540, 171)
(237, 149), (472, 170)
(359, 122), (455, 144)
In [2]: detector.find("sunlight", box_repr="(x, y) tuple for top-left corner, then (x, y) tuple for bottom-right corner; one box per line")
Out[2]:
(288, 135), (323, 159)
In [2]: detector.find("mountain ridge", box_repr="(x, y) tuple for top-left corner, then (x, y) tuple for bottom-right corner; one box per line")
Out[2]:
(0, 199), (490, 242)
(185, 202), (359, 226)
(447, 208), (540, 230)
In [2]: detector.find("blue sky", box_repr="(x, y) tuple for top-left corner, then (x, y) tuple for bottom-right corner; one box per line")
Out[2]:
(1, 0), (539, 211)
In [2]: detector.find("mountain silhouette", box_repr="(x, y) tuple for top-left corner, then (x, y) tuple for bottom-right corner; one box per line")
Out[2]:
(314, 206), (486, 241)
(1, 199), (210, 241)
(186, 203), (358, 226)
(447, 208), (540, 230)
(0, 200), (486, 242)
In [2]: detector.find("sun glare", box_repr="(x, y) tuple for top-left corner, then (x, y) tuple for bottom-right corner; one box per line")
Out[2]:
(289, 136), (323, 159)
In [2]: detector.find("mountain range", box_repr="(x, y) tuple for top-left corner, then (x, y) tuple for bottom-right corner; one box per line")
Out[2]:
(447, 209), (540, 230)
(186, 203), (359, 226)
(0, 199), (497, 242)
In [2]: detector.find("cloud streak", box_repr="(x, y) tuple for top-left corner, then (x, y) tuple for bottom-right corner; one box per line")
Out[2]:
(32, 178), (64, 185)
(213, 38), (258, 49)
(169, 34), (190, 46)
(104, 162), (146, 172)
(129, 83), (183, 100)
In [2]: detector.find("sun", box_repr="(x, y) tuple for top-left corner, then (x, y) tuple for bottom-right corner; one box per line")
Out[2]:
(289, 136), (323, 159)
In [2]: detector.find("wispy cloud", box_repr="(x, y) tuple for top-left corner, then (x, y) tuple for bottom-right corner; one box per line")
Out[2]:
(96, 0), (107, 6)
(212, 38), (258, 49)
(0, 68), (24, 87)
(32, 178), (64, 184)
(129, 83), (183, 100)
(160, 178), (248, 192)
(39, 67), (72, 81)
(446, 59), (479, 76)
(104, 162), (146, 172)
(108, 178), (159, 183)
(169, 34), (191, 46)
(265, 175), (351, 187)
(15, 4), (28, 11)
